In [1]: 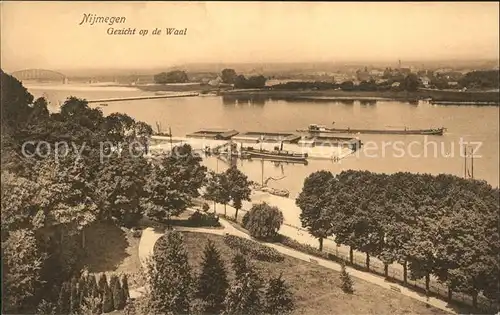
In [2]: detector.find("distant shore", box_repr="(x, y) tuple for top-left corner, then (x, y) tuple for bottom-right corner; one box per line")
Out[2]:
(132, 83), (498, 105)
(220, 89), (499, 105)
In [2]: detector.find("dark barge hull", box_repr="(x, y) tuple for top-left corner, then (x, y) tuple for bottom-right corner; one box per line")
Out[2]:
(241, 150), (308, 163)
(298, 128), (445, 136)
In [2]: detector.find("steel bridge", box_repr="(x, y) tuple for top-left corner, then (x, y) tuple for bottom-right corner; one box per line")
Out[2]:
(10, 69), (68, 84)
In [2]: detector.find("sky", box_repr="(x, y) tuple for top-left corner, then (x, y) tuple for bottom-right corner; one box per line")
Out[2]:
(1, 1), (499, 72)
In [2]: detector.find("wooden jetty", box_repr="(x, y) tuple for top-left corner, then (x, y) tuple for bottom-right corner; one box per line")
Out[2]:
(186, 129), (239, 140)
(87, 92), (199, 103)
(231, 132), (301, 144)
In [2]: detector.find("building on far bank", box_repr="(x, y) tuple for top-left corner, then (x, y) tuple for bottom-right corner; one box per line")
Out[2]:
(208, 76), (223, 87)
(420, 76), (431, 88)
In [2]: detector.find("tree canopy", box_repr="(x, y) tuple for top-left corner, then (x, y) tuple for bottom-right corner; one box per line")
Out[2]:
(296, 170), (499, 306)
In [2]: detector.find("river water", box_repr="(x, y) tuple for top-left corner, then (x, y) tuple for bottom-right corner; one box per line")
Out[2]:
(28, 84), (500, 197)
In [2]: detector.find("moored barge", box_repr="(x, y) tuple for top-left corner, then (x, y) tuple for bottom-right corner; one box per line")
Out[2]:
(298, 124), (445, 136)
(241, 147), (308, 164)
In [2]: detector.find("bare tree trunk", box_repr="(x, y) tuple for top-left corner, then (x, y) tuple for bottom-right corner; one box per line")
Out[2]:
(366, 253), (370, 271)
(349, 247), (353, 264)
(425, 274), (430, 296)
(213, 201), (216, 214)
(448, 287), (452, 302)
(318, 237), (323, 252)
(384, 263), (389, 278)
(235, 208), (239, 220)
(224, 204), (227, 216)
(403, 260), (408, 284)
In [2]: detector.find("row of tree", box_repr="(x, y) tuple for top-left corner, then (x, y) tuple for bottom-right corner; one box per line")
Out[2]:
(37, 273), (130, 314)
(296, 170), (499, 308)
(203, 168), (252, 220)
(153, 70), (189, 84)
(142, 231), (294, 315)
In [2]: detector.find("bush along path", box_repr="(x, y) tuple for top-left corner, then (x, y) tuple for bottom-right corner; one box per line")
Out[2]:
(132, 216), (457, 314)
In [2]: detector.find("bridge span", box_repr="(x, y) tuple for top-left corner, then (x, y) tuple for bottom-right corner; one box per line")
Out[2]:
(10, 69), (68, 84)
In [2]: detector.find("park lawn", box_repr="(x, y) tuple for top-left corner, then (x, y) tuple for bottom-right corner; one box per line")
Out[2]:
(180, 231), (447, 315)
(81, 221), (145, 289)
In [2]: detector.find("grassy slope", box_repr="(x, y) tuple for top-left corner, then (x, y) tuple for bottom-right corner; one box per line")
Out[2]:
(81, 222), (145, 289)
(181, 231), (447, 315)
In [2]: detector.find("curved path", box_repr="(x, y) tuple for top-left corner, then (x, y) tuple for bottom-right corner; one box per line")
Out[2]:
(130, 217), (456, 314)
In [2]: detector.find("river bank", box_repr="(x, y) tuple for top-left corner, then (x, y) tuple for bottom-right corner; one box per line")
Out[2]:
(220, 89), (500, 105)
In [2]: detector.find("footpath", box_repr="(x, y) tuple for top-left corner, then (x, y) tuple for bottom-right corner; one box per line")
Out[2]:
(131, 213), (457, 314)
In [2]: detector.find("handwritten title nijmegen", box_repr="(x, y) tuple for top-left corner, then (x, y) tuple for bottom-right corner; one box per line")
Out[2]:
(78, 14), (187, 36)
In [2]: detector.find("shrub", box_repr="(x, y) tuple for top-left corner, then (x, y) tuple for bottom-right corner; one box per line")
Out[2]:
(223, 234), (284, 262)
(36, 299), (57, 315)
(340, 261), (354, 294)
(202, 203), (210, 212)
(187, 211), (221, 227)
(244, 202), (284, 240)
(242, 211), (250, 227)
(277, 235), (331, 260)
(131, 228), (142, 238)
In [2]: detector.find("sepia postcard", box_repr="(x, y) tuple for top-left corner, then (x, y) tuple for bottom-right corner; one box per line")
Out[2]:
(1, 2), (499, 315)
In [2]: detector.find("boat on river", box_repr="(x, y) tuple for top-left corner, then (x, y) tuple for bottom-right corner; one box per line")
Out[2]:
(241, 147), (308, 163)
(298, 124), (445, 136)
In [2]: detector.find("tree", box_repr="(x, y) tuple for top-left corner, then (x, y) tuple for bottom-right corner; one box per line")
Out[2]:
(196, 240), (229, 314)
(244, 202), (284, 240)
(103, 113), (136, 144)
(0, 70), (34, 131)
(204, 171), (231, 215)
(147, 231), (193, 314)
(87, 274), (99, 299)
(1, 172), (40, 231)
(36, 299), (57, 315)
(70, 277), (80, 314)
(57, 282), (71, 314)
(459, 70), (499, 89)
(402, 73), (420, 92)
(80, 296), (103, 315)
(29, 97), (50, 122)
(263, 273), (294, 315)
(232, 253), (251, 281)
(78, 275), (88, 306)
(339, 261), (354, 294)
(340, 81), (354, 91)
(142, 144), (207, 221)
(2, 229), (45, 313)
(59, 96), (105, 132)
(223, 271), (263, 315)
(133, 121), (153, 154)
(225, 166), (251, 221)
(96, 152), (150, 227)
(102, 278), (114, 313)
(296, 171), (335, 251)
(121, 274), (130, 301)
(111, 274), (126, 310)
(33, 152), (98, 231)
(154, 70), (189, 84)
(221, 68), (237, 84)
(98, 274), (108, 297)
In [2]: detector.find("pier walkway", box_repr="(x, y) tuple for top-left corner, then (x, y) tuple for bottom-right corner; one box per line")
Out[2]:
(87, 92), (198, 103)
